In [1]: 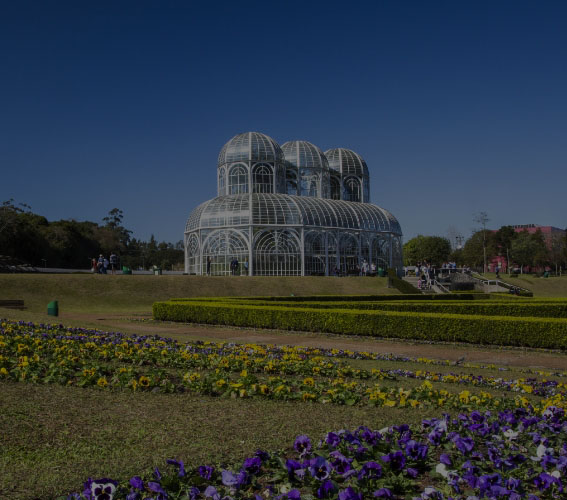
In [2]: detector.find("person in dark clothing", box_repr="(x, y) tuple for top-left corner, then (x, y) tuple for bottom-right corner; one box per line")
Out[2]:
(109, 252), (118, 275)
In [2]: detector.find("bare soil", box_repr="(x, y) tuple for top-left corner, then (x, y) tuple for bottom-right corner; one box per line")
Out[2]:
(61, 311), (567, 371)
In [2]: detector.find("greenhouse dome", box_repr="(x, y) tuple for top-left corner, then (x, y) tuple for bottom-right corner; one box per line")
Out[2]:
(325, 148), (370, 203)
(281, 140), (330, 199)
(185, 132), (402, 276)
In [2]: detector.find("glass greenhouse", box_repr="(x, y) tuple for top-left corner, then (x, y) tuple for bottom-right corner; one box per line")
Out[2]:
(185, 132), (403, 276)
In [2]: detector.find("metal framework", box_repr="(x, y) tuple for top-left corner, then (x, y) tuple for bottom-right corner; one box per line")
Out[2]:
(186, 132), (403, 276)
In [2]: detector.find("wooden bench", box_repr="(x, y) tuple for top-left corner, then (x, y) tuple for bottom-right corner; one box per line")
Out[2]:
(0, 300), (26, 310)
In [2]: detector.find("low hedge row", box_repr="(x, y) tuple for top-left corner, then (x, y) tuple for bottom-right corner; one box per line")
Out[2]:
(387, 269), (420, 294)
(169, 293), (493, 302)
(152, 300), (567, 349)
(177, 299), (567, 318)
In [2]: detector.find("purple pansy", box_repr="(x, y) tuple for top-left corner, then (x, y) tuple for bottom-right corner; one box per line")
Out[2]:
(199, 465), (215, 480)
(381, 450), (406, 471)
(129, 476), (144, 490)
(373, 487), (393, 498)
(294, 435), (312, 457)
(316, 480), (337, 499)
(310, 456), (332, 481)
(338, 487), (362, 500)
(166, 458), (186, 477)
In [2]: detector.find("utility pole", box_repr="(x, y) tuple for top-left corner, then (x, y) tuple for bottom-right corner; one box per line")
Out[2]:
(474, 212), (490, 273)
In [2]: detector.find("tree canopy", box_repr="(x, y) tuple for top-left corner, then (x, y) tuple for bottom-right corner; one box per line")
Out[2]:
(0, 202), (183, 270)
(403, 235), (451, 266)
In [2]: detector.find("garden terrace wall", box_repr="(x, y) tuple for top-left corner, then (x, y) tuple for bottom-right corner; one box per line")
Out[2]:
(153, 300), (567, 349)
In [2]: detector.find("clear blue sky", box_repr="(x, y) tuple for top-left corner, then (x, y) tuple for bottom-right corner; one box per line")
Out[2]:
(1, 0), (566, 244)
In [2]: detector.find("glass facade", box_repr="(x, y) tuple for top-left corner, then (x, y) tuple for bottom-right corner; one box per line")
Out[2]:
(186, 132), (403, 276)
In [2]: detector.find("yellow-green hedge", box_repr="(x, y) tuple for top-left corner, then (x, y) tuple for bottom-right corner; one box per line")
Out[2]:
(153, 300), (567, 349)
(169, 293), (493, 302)
(176, 299), (567, 318)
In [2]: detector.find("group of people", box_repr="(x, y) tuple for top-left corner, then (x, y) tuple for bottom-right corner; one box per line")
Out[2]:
(360, 260), (376, 276)
(413, 262), (432, 290)
(206, 256), (249, 276)
(91, 252), (118, 274)
(440, 261), (458, 269)
(332, 261), (383, 277)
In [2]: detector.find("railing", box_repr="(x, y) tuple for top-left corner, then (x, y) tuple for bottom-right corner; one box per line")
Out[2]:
(470, 273), (532, 296)
(430, 279), (451, 294)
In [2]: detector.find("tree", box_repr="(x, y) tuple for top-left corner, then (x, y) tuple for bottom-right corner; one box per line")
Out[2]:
(531, 229), (549, 269)
(462, 230), (496, 269)
(549, 233), (566, 274)
(0, 199), (31, 236)
(403, 235), (451, 266)
(492, 226), (517, 273)
(101, 208), (132, 253)
(449, 247), (465, 266)
(510, 230), (546, 273)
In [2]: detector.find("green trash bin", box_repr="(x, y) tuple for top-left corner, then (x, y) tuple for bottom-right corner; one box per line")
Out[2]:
(378, 269), (386, 277)
(47, 300), (59, 317)
(122, 266), (132, 275)
(154, 268), (162, 276)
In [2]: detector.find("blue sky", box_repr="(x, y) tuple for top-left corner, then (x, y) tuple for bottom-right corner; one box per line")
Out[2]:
(1, 0), (566, 244)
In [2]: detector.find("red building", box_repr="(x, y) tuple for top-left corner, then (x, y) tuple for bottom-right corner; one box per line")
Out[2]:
(490, 224), (565, 272)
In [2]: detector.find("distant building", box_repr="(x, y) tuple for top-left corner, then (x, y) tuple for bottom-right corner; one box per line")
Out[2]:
(490, 225), (565, 272)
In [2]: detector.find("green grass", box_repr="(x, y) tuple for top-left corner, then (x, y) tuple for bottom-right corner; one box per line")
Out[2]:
(481, 273), (567, 297)
(2, 274), (567, 499)
(0, 274), (396, 314)
(0, 381), (441, 500)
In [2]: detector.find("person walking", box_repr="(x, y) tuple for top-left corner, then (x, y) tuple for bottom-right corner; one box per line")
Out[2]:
(97, 254), (104, 274)
(206, 257), (211, 275)
(109, 252), (118, 275)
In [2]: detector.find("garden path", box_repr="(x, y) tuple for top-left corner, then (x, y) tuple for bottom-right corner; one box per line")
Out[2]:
(62, 311), (567, 371)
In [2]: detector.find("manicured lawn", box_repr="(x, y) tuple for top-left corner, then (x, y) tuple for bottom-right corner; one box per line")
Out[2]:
(481, 272), (567, 297)
(2, 274), (567, 499)
(0, 274), (395, 314)
(0, 382), (441, 500)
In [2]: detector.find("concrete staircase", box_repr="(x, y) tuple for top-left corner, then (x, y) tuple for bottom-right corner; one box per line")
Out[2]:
(402, 275), (443, 294)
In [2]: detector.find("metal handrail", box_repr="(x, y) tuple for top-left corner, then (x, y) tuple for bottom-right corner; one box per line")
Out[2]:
(470, 273), (532, 295)
(431, 279), (450, 294)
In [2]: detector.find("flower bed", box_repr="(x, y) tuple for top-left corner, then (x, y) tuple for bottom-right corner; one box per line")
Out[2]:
(1, 320), (566, 412)
(69, 406), (567, 500)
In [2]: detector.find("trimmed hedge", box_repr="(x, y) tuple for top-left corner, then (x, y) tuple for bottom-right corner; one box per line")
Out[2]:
(388, 268), (420, 294)
(153, 300), (567, 349)
(176, 299), (567, 318)
(169, 293), (493, 302)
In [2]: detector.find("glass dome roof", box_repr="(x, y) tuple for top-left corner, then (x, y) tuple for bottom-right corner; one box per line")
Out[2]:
(324, 148), (369, 177)
(218, 132), (284, 167)
(186, 194), (401, 235)
(281, 140), (330, 171)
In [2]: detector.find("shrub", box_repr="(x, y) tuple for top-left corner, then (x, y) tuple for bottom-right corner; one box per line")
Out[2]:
(153, 300), (567, 349)
(388, 268), (420, 294)
(183, 299), (567, 318)
(169, 293), (493, 302)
